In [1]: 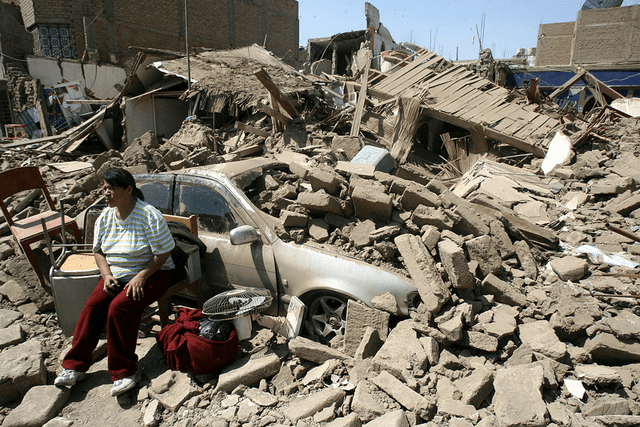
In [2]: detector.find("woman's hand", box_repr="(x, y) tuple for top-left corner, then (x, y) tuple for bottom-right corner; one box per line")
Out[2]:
(125, 275), (146, 301)
(103, 275), (120, 295)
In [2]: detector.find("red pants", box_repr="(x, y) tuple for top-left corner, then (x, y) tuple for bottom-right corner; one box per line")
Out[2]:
(62, 269), (174, 381)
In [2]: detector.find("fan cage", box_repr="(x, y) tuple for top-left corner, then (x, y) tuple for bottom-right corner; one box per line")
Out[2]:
(203, 288), (273, 320)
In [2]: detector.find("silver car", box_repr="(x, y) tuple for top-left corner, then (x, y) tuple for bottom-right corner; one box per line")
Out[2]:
(135, 158), (419, 341)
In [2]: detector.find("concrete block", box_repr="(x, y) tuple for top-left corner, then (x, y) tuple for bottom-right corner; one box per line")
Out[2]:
(213, 353), (281, 394)
(372, 320), (428, 381)
(0, 323), (24, 349)
(0, 308), (22, 328)
(0, 339), (46, 405)
(514, 240), (538, 280)
(354, 327), (384, 360)
(371, 292), (400, 316)
(283, 387), (345, 422)
(289, 336), (351, 364)
(411, 206), (454, 230)
(149, 370), (201, 412)
(344, 300), (390, 357)
(463, 330), (499, 353)
(452, 203), (490, 236)
(0, 280), (28, 305)
(395, 234), (450, 314)
(352, 186), (393, 220)
(518, 320), (567, 361)
(326, 413), (362, 427)
(307, 167), (345, 196)
(549, 256), (588, 281)
(308, 218), (330, 242)
(421, 225), (441, 251)
(1, 385), (70, 427)
(479, 274), (527, 307)
(400, 185), (441, 211)
(454, 367), (494, 408)
(362, 410), (409, 427)
(371, 370), (435, 418)
(489, 220), (515, 259)
(352, 380), (395, 422)
(350, 219), (377, 249)
(298, 190), (343, 216)
(280, 210), (308, 227)
(438, 239), (474, 289)
(493, 365), (546, 427)
(584, 333), (640, 364)
(465, 235), (502, 278)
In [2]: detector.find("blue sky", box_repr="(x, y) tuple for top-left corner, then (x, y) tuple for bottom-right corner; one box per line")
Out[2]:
(299, 0), (639, 60)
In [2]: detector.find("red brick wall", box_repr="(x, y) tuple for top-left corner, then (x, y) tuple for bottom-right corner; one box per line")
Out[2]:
(19, 0), (298, 67)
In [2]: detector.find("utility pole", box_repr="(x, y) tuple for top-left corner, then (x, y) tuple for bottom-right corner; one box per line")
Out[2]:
(185, 0), (192, 116)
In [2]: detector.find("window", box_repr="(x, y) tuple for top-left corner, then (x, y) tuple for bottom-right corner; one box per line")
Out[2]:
(176, 183), (240, 235)
(32, 24), (75, 58)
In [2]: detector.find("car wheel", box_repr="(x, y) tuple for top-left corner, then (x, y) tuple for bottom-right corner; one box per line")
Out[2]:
(304, 292), (349, 342)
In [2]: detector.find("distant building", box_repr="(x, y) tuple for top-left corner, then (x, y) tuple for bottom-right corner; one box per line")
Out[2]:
(507, 4), (640, 111)
(9, 0), (299, 68)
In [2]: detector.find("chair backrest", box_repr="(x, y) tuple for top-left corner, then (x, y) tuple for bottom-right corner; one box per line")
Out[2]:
(163, 214), (198, 237)
(0, 166), (56, 226)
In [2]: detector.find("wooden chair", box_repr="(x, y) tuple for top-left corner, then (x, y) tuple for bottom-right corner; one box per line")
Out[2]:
(158, 214), (203, 327)
(0, 166), (82, 286)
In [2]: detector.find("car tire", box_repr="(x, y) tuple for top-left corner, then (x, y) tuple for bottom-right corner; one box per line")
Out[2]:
(303, 292), (349, 343)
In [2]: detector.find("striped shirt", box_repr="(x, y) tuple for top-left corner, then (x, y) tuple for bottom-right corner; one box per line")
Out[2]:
(92, 199), (175, 281)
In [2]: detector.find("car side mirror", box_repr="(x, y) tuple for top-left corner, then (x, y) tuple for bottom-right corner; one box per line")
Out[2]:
(230, 225), (261, 245)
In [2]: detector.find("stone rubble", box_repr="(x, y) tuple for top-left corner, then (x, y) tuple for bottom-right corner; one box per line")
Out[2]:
(3, 93), (640, 427)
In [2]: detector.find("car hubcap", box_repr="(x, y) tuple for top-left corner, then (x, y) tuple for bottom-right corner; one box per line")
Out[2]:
(310, 295), (347, 339)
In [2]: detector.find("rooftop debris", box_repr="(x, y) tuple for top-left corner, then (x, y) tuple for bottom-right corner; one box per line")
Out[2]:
(2, 40), (640, 427)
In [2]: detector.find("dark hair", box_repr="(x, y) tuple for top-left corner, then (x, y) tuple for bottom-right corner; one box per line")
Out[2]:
(103, 168), (145, 201)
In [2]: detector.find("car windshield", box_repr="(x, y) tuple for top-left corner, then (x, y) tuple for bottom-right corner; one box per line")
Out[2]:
(175, 181), (240, 235)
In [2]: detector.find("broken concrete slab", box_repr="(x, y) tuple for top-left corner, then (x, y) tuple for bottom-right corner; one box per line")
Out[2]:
(462, 330), (499, 353)
(1, 385), (70, 427)
(371, 292), (400, 316)
(282, 387), (345, 422)
(344, 300), (389, 357)
(438, 239), (474, 289)
(575, 364), (622, 386)
(550, 256), (589, 281)
(400, 185), (441, 211)
(479, 274), (527, 307)
(454, 367), (494, 408)
(465, 235), (502, 278)
(513, 240), (538, 280)
(395, 234), (450, 313)
(410, 205), (454, 230)
(584, 333), (640, 364)
(243, 387), (278, 407)
(351, 186), (393, 220)
(149, 370), (201, 412)
(493, 364), (547, 427)
(354, 327), (384, 360)
(490, 220), (515, 259)
(298, 190), (344, 216)
(362, 409), (409, 427)
(0, 280), (29, 306)
(0, 339), (46, 405)
(372, 319), (428, 380)
(370, 370), (435, 419)
(308, 218), (330, 242)
(307, 167), (345, 196)
(0, 323), (24, 349)
(289, 336), (351, 364)
(326, 413), (362, 427)
(280, 210), (308, 227)
(518, 320), (567, 361)
(214, 352), (281, 394)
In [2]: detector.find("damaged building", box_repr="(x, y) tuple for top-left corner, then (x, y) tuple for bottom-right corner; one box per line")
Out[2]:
(3, 2), (640, 427)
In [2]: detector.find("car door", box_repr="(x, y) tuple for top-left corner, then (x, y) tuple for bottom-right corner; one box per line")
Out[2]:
(172, 175), (278, 307)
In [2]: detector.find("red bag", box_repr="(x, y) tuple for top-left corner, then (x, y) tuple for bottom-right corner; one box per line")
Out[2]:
(156, 308), (239, 375)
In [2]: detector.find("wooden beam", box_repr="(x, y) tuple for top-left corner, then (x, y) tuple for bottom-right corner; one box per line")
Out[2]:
(255, 101), (291, 125)
(583, 71), (624, 101)
(235, 122), (271, 138)
(254, 68), (299, 119)
(548, 68), (586, 100)
(350, 51), (372, 137)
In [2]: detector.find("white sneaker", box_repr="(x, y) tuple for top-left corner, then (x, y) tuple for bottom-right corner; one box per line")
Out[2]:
(54, 369), (86, 387)
(110, 372), (139, 396)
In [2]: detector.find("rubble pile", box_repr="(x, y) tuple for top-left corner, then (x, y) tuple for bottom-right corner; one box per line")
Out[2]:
(3, 43), (640, 427)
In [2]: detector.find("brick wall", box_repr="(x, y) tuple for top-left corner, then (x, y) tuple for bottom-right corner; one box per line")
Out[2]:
(19, 0), (298, 67)
(536, 5), (640, 67)
(535, 22), (574, 66)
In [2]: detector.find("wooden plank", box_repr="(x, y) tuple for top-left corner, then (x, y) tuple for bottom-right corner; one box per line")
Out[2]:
(255, 101), (292, 125)
(385, 66), (438, 97)
(485, 103), (522, 127)
(502, 117), (530, 136)
(254, 68), (299, 119)
(548, 69), (586, 99)
(432, 86), (478, 111)
(464, 95), (507, 122)
(374, 54), (441, 92)
(235, 122), (271, 138)
(493, 117), (517, 133)
(380, 61), (440, 95)
(513, 115), (552, 139)
(351, 52), (372, 136)
(376, 55), (447, 93)
(369, 49), (432, 85)
(457, 94), (499, 120)
(473, 100), (513, 124)
(444, 92), (487, 116)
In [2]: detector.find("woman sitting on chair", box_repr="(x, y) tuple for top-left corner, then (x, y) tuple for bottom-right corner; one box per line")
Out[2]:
(54, 168), (175, 397)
